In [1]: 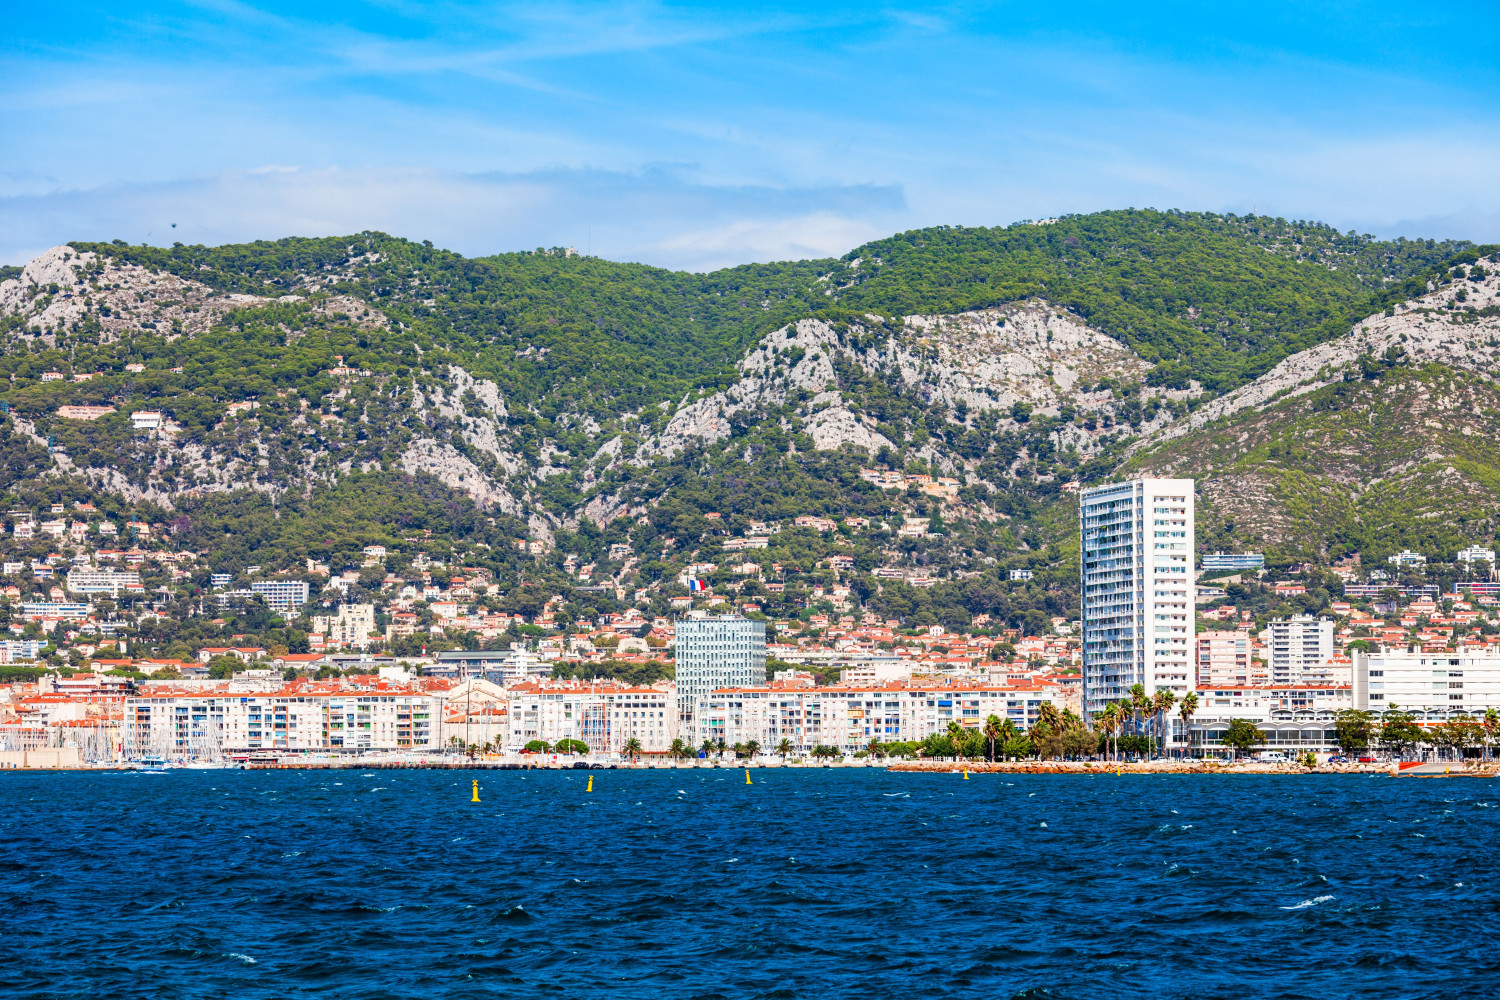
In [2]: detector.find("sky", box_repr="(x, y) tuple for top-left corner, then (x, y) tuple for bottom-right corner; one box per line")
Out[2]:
(4, 1), (1499, 271)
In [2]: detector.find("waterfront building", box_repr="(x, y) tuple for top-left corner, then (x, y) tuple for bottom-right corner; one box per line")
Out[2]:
(674, 615), (766, 742)
(503, 683), (675, 754)
(123, 683), (440, 756)
(1079, 478), (1195, 716)
(1353, 646), (1500, 717)
(1268, 614), (1336, 686)
(695, 679), (1066, 754)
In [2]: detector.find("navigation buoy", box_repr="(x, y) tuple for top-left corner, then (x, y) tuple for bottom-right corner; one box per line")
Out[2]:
(586, 774), (593, 792)
(963, 767), (969, 780)
(471, 779), (480, 803)
(745, 769), (753, 785)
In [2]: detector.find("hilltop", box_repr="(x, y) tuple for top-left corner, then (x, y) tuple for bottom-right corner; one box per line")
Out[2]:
(0, 209), (1493, 644)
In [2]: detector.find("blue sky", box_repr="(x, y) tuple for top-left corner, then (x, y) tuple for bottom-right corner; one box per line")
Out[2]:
(4, 1), (1499, 270)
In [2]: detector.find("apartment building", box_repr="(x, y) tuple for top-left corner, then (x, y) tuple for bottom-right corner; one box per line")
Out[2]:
(674, 615), (766, 741)
(123, 684), (440, 755)
(504, 684), (675, 753)
(310, 603), (377, 650)
(1353, 646), (1500, 717)
(695, 680), (1065, 753)
(1079, 478), (1196, 716)
(1195, 630), (1256, 687)
(250, 580), (311, 613)
(1268, 614), (1336, 686)
(65, 568), (142, 596)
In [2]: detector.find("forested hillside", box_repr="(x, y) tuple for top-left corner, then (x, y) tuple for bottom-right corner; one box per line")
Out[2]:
(0, 210), (1493, 641)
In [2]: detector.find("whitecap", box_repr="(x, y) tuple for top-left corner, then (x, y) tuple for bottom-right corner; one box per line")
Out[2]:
(1039, 821), (1048, 828)
(228, 953), (257, 964)
(1171, 809), (1179, 814)
(1280, 895), (1335, 911)
(727, 858), (739, 863)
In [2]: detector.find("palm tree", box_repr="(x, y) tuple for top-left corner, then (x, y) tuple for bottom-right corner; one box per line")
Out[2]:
(1485, 708), (1499, 763)
(700, 738), (715, 758)
(745, 739), (760, 759)
(623, 737), (642, 761)
(946, 720), (965, 761)
(866, 738), (884, 759)
(1036, 703), (1062, 733)
(716, 738), (727, 756)
(776, 738), (793, 760)
(1096, 702), (1119, 761)
(1178, 693), (1199, 760)
(1152, 689), (1177, 759)
(668, 737), (688, 760)
(983, 714), (1003, 762)
(1128, 683), (1149, 747)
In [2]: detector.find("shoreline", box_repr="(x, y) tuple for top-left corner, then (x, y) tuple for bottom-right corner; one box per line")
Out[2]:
(886, 760), (1500, 776)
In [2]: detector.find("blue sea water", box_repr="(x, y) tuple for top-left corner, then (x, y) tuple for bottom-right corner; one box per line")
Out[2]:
(2, 769), (1497, 999)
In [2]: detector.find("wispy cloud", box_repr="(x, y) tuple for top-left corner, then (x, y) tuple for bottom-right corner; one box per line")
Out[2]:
(3, 1), (1499, 267)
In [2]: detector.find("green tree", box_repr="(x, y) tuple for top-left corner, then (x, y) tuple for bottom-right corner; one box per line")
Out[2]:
(1333, 709), (1374, 755)
(1221, 718), (1262, 759)
(982, 714), (1003, 762)
(776, 738), (793, 760)
(1378, 709), (1422, 760)
(622, 737), (642, 761)
(524, 739), (550, 753)
(1177, 693), (1199, 760)
(554, 738), (588, 755)
(1151, 688), (1176, 758)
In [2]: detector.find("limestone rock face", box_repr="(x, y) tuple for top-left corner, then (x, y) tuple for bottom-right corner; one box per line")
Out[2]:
(0, 244), (384, 344)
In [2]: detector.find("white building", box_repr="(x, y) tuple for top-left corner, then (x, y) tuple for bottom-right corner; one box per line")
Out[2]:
(1268, 614), (1336, 686)
(310, 604), (377, 650)
(1353, 646), (1500, 718)
(65, 568), (142, 596)
(130, 410), (164, 431)
(123, 684), (440, 756)
(674, 615), (766, 741)
(1079, 478), (1195, 716)
(504, 683), (676, 753)
(695, 679), (1066, 753)
(250, 580), (311, 613)
(1457, 545), (1496, 569)
(1388, 549), (1426, 568)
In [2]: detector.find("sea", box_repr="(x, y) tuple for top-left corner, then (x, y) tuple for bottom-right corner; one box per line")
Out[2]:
(2, 768), (1496, 999)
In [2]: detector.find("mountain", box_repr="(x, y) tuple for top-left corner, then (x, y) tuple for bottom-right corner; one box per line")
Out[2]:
(0, 210), (1493, 639)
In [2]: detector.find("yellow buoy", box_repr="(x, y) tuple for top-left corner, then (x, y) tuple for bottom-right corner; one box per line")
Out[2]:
(471, 779), (480, 803)
(962, 767), (969, 780)
(745, 769), (753, 785)
(586, 773), (593, 792)
(1116, 767), (1121, 777)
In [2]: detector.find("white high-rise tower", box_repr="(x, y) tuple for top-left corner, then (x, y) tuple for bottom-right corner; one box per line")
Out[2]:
(1079, 478), (1195, 717)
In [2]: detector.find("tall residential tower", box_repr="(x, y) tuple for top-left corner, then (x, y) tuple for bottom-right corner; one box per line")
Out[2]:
(673, 615), (767, 743)
(1079, 478), (1195, 717)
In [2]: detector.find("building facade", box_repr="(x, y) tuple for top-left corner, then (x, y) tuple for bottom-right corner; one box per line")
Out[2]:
(1079, 478), (1195, 716)
(695, 680), (1066, 753)
(673, 615), (766, 741)
(123, 684), (440, 756)
(250, 580), (311, 612)
(504, 684), (676, 754)
(1268, 614), (1336, 685)
(1200, 551), (1264, 572)
(1195, 630), (1255, 687)
(1353, 646), (1500, 718)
